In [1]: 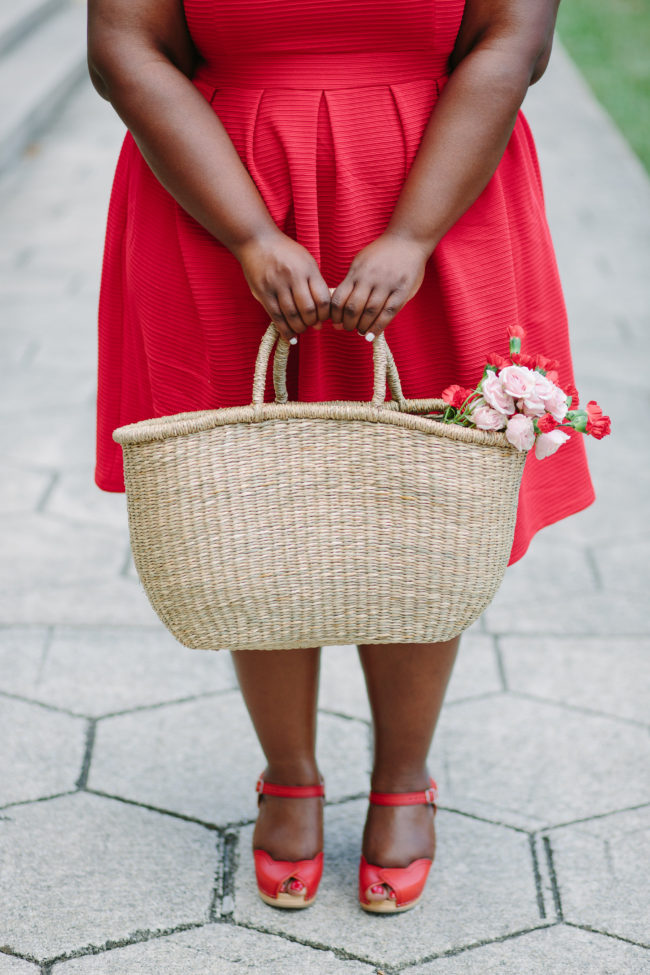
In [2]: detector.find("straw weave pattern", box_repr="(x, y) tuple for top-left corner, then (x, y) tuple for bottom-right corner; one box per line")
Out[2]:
(114, 324), (527, 651)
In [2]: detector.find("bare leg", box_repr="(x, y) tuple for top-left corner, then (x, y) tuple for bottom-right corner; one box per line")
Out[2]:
(230, 646), (323, 896)
(357, 636), (461, 903)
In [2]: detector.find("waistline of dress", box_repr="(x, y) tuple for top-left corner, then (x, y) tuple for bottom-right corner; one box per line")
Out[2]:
(192, 50), (452, 91)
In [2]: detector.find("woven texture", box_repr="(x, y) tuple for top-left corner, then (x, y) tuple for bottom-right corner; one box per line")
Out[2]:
(114, 325), (527, 651)
(95, 0), (595, 566)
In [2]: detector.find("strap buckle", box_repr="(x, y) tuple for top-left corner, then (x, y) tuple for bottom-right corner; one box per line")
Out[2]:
(425, 785), (438, 805)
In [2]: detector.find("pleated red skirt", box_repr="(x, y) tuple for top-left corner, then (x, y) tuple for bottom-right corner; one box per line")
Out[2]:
(95, 0), (595, 565)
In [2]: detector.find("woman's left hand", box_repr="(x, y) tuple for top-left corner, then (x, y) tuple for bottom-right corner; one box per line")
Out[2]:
(329, 231), (432, 339)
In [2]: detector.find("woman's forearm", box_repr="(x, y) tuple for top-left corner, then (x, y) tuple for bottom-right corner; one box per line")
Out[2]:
(385, 43), (544, 255)
(89, 52), (279, 256)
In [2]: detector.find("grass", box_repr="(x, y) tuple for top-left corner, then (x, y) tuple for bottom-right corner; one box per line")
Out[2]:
(555, 0), (650, 172)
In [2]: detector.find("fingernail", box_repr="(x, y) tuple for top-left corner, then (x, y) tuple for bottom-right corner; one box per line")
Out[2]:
(289, 337), (298, 345)
(365, 332), (375, 342)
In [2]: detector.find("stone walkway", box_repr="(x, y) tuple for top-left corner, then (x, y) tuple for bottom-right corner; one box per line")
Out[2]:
(1, 40), (649, 975)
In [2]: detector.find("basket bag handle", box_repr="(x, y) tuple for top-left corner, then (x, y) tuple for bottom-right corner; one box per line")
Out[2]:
(251, 288), (408, 415)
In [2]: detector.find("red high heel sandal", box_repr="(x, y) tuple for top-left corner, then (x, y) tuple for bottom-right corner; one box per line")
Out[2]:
(359, 776), (438, 914)
(253, 772), (325, 909)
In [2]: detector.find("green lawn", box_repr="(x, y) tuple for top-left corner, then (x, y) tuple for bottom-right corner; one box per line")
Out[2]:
(555, 0), (650, 172)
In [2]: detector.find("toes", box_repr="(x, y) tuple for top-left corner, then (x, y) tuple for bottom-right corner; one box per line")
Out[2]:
(366, 883), (395, 902)
(283, 877), (306, 896)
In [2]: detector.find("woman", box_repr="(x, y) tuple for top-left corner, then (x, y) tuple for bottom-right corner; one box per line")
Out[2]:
(87, 0), (595, 912)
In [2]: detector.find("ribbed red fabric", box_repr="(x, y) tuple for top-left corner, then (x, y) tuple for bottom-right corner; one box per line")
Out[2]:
(95, 0), (595, 566)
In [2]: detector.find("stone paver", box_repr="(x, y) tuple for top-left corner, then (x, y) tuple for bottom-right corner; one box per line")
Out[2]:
(0, 696), (85, 807)
(0, 34), (648, 974)
(232, 801), (548, 969)
(0, 624), (237, 717)
(0, 793), (217, 960)
(499, 635), (650, 726)
(50, 925), (375, 974)
(429, 695), (650, 828)
(406, 925), (650, 974)
(548, 806), (650, 947)
(88, 693), (370, 825)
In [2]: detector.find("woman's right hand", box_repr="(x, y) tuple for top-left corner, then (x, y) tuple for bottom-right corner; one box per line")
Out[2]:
(234, 229), (332, 343)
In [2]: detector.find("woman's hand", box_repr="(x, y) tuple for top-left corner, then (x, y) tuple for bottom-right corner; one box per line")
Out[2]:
(235, 229), (332, 343)
(330, 232), (432, 340)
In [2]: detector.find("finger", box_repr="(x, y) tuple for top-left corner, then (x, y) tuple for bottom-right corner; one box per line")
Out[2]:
(329, 279), (355, 328)
(341, 281), (373, 332)
(360, 291), (404, 341)
(277, 288), (307, 335)
(266, 293), (298, 344)
(308, 277), (333, 325)
(355, 287), (387, 336)
(290, 282), (318, 329)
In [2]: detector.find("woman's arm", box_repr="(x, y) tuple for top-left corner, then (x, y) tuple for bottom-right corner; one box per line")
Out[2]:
(87, 0), (331, 341)
(330, 0), (561, 338)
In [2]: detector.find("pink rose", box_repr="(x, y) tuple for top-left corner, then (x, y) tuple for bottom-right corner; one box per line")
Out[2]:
(472, 405), (507, 431)
(544, 385), (569, 423)
(499, 365), (538, 400)
(481, 372), (515, 415)
(505, 413), (536, 451)
(534, 429), (571, 459)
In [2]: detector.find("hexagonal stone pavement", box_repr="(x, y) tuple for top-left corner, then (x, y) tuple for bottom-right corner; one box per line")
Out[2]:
(429, 694), (650, 828)
(0, 625), (237, 717)
(0, 793), (216, 960)
(546, 805), (650, 947)
(499, 635), (650, 725)
(405, 925), (650, 973)
(0, 697), (85, 807)
(48, 925), (375, 974)
(231, 800), (548, 969)
(88, 692), (371, 826)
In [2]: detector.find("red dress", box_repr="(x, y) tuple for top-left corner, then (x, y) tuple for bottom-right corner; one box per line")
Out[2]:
(95, 0), (595, 565)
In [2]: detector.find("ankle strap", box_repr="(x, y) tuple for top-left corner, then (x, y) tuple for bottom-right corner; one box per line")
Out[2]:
(369, 777), (438, 807)
(256, 774), (325, 799)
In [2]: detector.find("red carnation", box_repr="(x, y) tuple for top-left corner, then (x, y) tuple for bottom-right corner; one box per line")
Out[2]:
(486, 352), (511, 370)
(517, 353), (537, 369)
(585, 401), (611, 440)
(564, 382), (580, 409)
(537, 414), (558, 433)
(441, 384), (475, 409)
(507, 324), (526, 339)
(534, 353), (560, 374)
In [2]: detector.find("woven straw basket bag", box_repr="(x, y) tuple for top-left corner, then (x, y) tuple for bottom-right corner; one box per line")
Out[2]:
(113, 312), (527, 652)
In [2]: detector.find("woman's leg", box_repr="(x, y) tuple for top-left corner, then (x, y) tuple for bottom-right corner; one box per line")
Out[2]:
(230, 646), (323, 896)
(357, 636), (461, 903)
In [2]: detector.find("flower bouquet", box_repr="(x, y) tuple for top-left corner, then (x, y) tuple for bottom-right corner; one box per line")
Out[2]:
(420, 324), (611, 457)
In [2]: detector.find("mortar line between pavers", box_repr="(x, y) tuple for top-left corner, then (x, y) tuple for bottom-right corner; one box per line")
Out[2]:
(41, 921), (208, 968)
(0, 688), (88, 719)
(563, 921), (650, 951)
(82, 788), (222, 831)
(440, 689), (506, 709)
(395, 922), (562, 971)
(506, 689), (650, 730)
(541, 800), (650, 832)
(208, 829), (227, 921)
(583, 546), (604, 590)
(542, 835), (563, 921)
(95, 686), (239, 719)
(219, 829), (239, 918)
(434, 804), (537, 834)
(222, 916), (381, 970)
(528, 833), (547, 919)
(317, 707), (371, 726)
(75, 718), (97, 789)
(492, 634), (509, 691)
(0, 947), (42, 969)
(0, 790), (77, 813)
(35, 470), (60, 513)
